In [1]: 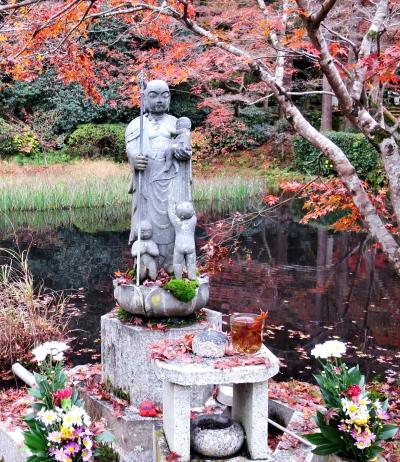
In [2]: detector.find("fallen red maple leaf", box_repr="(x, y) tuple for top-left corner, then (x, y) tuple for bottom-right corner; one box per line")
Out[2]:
(166, 452), (181, 462)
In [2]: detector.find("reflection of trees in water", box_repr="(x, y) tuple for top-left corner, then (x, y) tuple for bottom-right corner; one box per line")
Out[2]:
(208, 214), (400, 380)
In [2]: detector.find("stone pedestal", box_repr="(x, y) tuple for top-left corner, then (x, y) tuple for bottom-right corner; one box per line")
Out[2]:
(101, 309), (222, 407)
(154, 345), (280, 461)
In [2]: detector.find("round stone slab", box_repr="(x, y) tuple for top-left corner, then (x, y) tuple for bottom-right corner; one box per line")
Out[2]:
(192, 330), (228, 358)
(155, 345), (280, 386)
(113, 276), (209, 317)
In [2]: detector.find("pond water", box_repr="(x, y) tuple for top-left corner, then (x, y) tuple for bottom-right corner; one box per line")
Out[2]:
(1, 202), (399, 383)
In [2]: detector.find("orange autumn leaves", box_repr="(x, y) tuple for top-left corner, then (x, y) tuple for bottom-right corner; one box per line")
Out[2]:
(263, 179), (397, 235)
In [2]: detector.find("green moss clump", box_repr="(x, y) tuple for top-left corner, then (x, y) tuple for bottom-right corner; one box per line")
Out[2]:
(163, 278), (199, 302)
(116, 307), (134, 322)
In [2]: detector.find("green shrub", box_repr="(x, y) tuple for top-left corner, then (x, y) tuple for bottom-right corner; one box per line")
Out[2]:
(67, 123), (125, 161)
(163, 278), (199, 302)
(0, 119), (41, 159)
(292, 131), (378, 179)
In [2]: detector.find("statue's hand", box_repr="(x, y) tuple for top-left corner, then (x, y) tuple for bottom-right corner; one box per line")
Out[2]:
(174, 146), (191, 161)
(133, 155), (148, 171)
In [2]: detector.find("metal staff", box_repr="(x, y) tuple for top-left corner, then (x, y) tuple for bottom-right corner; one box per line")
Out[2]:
(136, 70), (146, 286)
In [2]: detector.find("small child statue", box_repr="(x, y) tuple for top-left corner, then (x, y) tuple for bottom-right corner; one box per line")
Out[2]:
(163, 116), (192, 174)
(168, 201), (197, 280)
(131, 220), (159, 281)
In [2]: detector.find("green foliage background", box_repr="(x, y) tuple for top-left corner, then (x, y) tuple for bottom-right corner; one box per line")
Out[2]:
(292, 131), (380, 182)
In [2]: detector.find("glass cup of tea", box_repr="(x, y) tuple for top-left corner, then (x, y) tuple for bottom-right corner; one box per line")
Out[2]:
(230, 312), (265, 355)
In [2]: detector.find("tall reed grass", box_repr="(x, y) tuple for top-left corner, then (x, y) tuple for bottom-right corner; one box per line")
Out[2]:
(0, 160), (309, 213)
(0, 161), (131, 212)
(0, 246), (70, 371)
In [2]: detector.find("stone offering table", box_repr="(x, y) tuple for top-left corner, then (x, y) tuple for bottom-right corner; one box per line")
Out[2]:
(154, 345), (280, 461)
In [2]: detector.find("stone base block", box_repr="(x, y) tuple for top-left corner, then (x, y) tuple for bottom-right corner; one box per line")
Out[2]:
(0, 425), (27, 462)
(81, 388), (156, 462)
(101, 309), (222, 407)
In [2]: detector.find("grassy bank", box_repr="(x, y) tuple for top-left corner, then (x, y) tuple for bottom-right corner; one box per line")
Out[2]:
(0, 159), (309, 213)
(0, 247), (69, 371)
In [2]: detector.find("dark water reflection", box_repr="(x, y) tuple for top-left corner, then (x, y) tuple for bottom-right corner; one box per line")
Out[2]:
(1, 205), (399, 382)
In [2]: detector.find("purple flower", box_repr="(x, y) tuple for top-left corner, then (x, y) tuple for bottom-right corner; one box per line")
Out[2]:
(338, 423), (348, 432)
(64, 442), (80, 455)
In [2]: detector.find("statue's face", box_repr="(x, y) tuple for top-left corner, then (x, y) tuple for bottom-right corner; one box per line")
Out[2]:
(145, 80), (170, 114)
(138, 221), (153, 239)
(176, 202), (195, 220)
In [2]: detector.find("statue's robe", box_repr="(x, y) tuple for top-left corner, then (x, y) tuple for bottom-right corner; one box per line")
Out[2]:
(125, 113), (192, 271)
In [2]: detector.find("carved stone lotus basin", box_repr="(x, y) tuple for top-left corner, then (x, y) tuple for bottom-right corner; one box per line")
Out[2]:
(190, 415), (245, 458)
(113, 276), (209, 318)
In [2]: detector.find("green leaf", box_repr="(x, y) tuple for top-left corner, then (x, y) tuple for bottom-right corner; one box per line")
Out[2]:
(377, 424), (399, 440)
(320, 426), (342, 444)
(28, 388), (43, 399)
(312, 443), (342, 455)
(303, 433), (329, 445)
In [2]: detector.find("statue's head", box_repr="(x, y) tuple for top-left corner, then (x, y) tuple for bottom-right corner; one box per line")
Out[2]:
(176, 201), (195, 220)
(176, 117), (191, 133)
(144, 80), (170, 114)
(136, 220), (153, 240)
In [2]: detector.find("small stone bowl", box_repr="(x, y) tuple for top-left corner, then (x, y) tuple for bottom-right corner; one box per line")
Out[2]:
(192, 330), (228, 358)
(191, 414), (245, 458)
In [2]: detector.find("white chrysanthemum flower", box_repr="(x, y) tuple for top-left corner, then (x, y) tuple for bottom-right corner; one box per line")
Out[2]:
(311, 340), (346, 359)
(38, 409), (59, 426)
(31, 341), (69, 363)
(32, 345), (49, 363)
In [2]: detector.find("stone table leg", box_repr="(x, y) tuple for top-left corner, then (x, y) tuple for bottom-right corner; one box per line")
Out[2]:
(162, 380), (191, 462)
(232, 381), (270, 460)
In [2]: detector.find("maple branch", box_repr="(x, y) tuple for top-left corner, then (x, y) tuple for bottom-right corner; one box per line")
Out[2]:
(321, 23), (358, 56)
(287, 91), (335, 96)
(0, 0), (43, 12)
(309, 0), (338, 29)
(256, 0), (289, 87)
(351, 0), (388, 102)
(52, 0), (96, 52)
(32, 0), (83, 38)
(86, 5), (151, 19)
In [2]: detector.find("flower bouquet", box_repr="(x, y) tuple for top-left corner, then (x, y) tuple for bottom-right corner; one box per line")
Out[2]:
(304, 340), (398, 461)
(23, 341), (115, 462)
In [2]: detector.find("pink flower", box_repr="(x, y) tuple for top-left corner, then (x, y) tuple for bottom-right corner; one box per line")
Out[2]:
(82, 448), (93, 461)
(377, 409), (389, 420)
(344, 385), (362, 400)
(53, 387), (73, 406)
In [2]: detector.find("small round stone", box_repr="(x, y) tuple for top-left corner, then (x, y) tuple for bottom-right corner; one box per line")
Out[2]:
(191, 415), (244, 457)
(192, 330), (228, 358)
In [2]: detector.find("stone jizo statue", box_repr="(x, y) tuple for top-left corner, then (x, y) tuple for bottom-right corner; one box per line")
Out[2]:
(125, 79), (195, 281)
(130, 220), (159, 281)
(168, 201), (197, 280)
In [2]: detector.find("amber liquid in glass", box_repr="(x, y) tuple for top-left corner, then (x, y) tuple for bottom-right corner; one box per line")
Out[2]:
(230, 314), (263, 354)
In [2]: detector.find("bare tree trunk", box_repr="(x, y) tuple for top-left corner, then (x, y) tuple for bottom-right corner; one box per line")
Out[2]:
(321, 75), (333, 131)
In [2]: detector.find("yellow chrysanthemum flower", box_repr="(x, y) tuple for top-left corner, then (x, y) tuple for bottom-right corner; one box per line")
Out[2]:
(61, 426), (73, 440)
